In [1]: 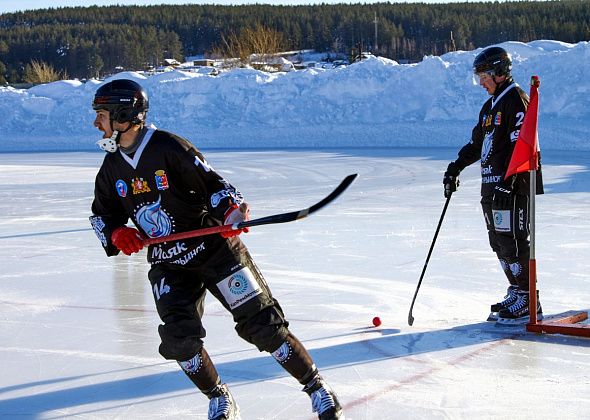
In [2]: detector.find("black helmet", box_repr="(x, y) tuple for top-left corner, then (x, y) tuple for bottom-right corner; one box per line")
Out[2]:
(92, 79), (149, 124)
(473, 46), (512, 77)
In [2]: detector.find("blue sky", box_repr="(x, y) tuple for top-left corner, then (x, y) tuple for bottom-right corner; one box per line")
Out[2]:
(1, 0), (472, 14)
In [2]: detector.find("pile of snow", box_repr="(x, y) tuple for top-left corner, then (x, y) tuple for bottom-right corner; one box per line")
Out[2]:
(1, 40), (588, 152)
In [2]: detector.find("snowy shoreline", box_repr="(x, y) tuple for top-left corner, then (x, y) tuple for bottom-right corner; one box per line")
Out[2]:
(1, 40), (588, 153)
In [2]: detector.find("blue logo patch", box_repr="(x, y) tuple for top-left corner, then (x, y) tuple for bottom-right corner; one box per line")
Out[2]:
(135, 196), (173, 238)
(229, 273), (248, 295)
(115, 179), (127, 197)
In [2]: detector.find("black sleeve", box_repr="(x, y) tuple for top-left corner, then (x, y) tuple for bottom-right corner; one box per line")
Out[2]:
(89, 164), (129, 256)
(455, 118), (484, 170)
(167, 133), (245, 222)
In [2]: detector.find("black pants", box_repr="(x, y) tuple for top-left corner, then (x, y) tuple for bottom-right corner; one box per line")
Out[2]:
(481, 194), (531, 290)
(148, 243), (289, 361)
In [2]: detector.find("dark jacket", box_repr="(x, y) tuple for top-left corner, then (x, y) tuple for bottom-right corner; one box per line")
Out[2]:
(90, 128), (243, 266)
(454, 78), (543, 196)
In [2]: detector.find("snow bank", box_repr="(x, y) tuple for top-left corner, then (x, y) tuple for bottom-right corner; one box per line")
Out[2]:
(0, 40), (588, 152)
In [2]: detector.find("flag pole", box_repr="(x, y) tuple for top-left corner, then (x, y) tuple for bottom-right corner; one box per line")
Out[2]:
(504, 75), (540, 325)
(529, 168), (538, 324)
(528, 75), (540, 325)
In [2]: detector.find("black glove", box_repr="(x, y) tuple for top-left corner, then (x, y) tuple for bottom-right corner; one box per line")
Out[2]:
(492, 185), (513, 210)
(443, 162), (461, 198)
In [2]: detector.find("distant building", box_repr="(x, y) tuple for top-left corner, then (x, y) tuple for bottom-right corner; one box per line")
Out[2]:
(192, 59), (216, 67)
(164, 58), (181, 67)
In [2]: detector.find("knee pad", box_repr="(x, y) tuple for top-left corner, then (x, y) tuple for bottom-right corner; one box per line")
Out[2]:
(236, 305), (289, 352)
(158, 319), (204, 361)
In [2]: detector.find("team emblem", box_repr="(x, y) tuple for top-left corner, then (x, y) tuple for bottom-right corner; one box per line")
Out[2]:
(494, 112), (502, 126)
(155, 170), (169, 191)
(132, 177), (151, 194)
(135, 196), (173, 238)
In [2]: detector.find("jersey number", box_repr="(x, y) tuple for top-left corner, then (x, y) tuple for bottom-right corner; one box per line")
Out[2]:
(153, 277), (171, 300)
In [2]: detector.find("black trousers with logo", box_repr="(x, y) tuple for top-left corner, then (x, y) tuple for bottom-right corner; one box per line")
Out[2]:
(481, 194), (531, 290)
(148, 243), (289, 361)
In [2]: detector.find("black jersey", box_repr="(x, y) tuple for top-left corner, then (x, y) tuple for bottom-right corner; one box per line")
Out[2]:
(90, 128), (243, 266)
(454, 79), (542, 196)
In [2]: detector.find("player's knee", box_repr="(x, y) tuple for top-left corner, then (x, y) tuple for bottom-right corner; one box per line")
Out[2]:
(236, 306), (289, 352)
(157, 319), (205, 360)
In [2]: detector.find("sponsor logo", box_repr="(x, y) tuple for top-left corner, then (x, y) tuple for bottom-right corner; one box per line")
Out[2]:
(493, 210), (511, 232)
(131, 177), (151, 194)
(216, 267), (262, 309)
(229, 273), (249, 295)
(481, 165), (493, 175)
(482, 175), (503, 184)
(150, 242), (206, 264)
(510, 130), (520, 142)
(519, 208), (525, 230)
(135, 196), (173, 238)
(115, 179), (127, 197)
(154, 170), (169, 191)
(152, 242), (188, 260)
(170, 243), (205, 265)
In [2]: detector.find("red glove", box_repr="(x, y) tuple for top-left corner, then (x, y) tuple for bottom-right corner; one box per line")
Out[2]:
(111, 226), (144, 255)
(221, 202), (250, 238)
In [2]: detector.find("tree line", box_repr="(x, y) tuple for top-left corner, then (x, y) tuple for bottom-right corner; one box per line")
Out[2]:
(0, 1), (589, 83)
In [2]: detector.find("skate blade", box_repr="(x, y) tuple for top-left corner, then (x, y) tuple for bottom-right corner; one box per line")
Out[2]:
(487, 312), (499, 322)
(496, 313), (543, 326)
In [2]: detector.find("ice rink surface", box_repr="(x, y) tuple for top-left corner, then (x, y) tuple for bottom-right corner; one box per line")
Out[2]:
(1, 148), (589, 419)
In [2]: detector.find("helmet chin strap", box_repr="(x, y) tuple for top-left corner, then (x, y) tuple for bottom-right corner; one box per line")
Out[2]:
(96, 130), (121, 153)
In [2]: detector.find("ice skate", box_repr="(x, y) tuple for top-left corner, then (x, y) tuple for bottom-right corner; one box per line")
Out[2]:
(496, 290), (543, 325)
(207, 383), (241, 420)
(303, 375), (344, 420)
(487, 285), (520, 321)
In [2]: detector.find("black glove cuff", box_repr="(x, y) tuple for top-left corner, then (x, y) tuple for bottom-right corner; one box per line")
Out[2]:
(446, 161), (461, 176)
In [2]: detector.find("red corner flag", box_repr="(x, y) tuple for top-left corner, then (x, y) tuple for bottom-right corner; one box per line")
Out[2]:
(505, 76), (540, 179)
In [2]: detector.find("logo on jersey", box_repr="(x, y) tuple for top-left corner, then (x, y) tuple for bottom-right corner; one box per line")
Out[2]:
(494, 112), (502, 126)
(481, 129), (494, 163)
(89, 215), (107, 247)
(115, 179), (127, 197)
(132, 177), (151, 194)
(216, 267), (262, 309)
(135, 196), (173, 238)
(194, 155), (213, 172)
(154, 170), (169, 191)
